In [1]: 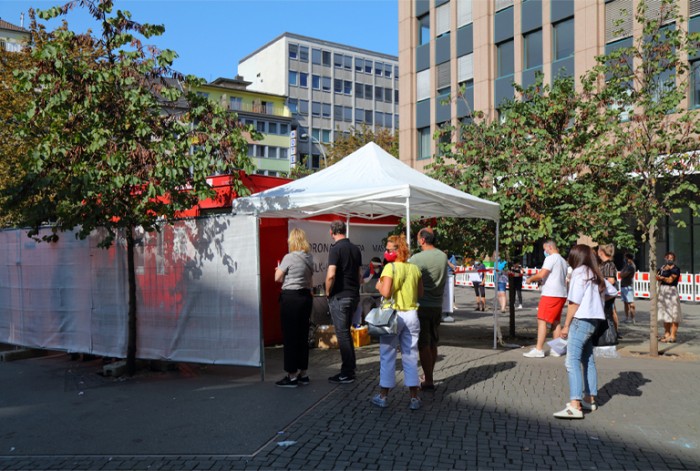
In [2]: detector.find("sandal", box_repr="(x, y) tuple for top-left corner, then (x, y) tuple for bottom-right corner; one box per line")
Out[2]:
(420, 382), (436, 391)
(661, 338), (677, 343)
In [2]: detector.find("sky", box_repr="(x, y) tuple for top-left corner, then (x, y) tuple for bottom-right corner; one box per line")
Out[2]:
(0, 0), (399, 81)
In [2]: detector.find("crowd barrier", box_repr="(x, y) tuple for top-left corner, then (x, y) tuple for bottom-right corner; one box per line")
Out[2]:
(454, 267), (697, 302)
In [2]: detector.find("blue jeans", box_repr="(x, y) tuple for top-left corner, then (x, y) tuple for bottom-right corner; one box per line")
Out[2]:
(565, 318), (601, 401)
(329, 296), (359, 377)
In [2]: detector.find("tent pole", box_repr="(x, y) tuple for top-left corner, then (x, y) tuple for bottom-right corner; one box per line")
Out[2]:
(346, 214), (350, 238)
(494, 221), (500, 350)
(405, 198), (411, 248)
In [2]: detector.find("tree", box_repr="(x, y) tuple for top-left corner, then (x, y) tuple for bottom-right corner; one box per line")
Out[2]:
(6, 0), (255, 374)
(581, 0), (700, 356)
(429, 74), (629, 261)
(325, 123), (398, 164)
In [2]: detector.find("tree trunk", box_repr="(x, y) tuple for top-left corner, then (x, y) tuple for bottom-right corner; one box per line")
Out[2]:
(126, 227), (138, 375)
(648, 223), (658, 357)
(508, 281), (516, 337)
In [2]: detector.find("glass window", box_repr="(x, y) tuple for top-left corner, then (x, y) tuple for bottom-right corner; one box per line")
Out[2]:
(385, 64), (392, 78)
(343, 106), (352, 122)
(436, 3), (450, 37)
(280, 123), (289, 134)
(322, 76), (331, 91)
(289, 44), (298, 59)
(497, 39), (514, 77)
(312, 101), (321, 116)
(524, 29), (543, 69)
(375, 111), (384, 127)
(299, 99), (308, 115)
(256, 145), (266, 158)
(268, 122), (278, 134)
(289, 71), (298, 86)
(268, 147), (278, 159)
(334, 105), (342, 120)
(312, 48), (322, 64)
(553, 18), (574, 60)
(312, 74), (321, 89)
(299, 46), (309, 62)
(322, 50), (331, 66)
(365, 84), (373, 98)
(280, 148), (288, 160)
(365, 60), (373, 74)
(355, 107), (364, 123)
(247, 144), (255, 156)
(356, 58), (364, 72)
(385, 113), (392, 128)
(322, 103), (331, 117)
(417, 69), (430, 101)
(418, 127), (431, 159)
(458, 53), (474, 84)
(312, 129), (320, 141)
(288, 98), (298, 114)
(299, 72), (308, 88)
(365, 109), (373, 124)
(394, 114), (399, 127)
(334, 78), (343, 93)
(458, 0), (472, 27)
(344, 80), (353, 95)
(385, 87), (393, 103)
(437, 62), (451, 95)
(344, 55), (352, 69)
(692, 61), (700, 108)
(229, 96), (242, 111)
(418, 13), (430, 45)
(375, 62), (384, 76)
(322, 130), (331, 142)
(356, 83), (364, 99)
(334, 53), (343, 68)
(395, 89), (399, 103)
(375, 87), (383, 101)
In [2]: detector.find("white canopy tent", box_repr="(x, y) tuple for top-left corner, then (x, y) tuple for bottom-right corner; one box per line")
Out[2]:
(232, 142), (504, 347)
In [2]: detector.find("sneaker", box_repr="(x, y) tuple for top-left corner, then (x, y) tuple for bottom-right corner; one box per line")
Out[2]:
(296, 375), (310, 386)
(328, 373), (355, 384)
(275, 375), (298, 388)
(409, 397), (422, 410)
(553, 403), (584, 419)
(523, 348), (545, 358)
(442, 314), (455, 323)
(371, 394), (388, 408)
(581, 400), (598, 411)
(517, 304), (523, 310)
(550, 350), (562, 357)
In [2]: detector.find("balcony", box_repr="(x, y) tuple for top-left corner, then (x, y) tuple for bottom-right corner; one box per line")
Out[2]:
(228, 100), (290, 118)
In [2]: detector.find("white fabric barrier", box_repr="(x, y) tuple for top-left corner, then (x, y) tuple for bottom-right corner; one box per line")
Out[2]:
(0, 215), (262, 366)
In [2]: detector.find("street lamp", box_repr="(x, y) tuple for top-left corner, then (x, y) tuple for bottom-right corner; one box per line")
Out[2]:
(300, 133), (327, 169)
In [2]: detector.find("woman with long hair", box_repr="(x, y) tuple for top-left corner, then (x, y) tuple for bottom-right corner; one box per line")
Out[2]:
(554, 244), (617, 419)
(371, 234), (424, 410)
(274, 228), (314, 388)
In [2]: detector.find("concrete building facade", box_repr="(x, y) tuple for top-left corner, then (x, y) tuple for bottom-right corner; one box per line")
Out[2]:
(398, 0), (700, 272)
(238, 33), (398, 169)
(0, 17), (30, 52)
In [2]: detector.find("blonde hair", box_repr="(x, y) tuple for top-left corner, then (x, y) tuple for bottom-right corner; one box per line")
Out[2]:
(288, 228), (311, 253)
(598, 243), (615, 258)
(387, 234), (410, 262)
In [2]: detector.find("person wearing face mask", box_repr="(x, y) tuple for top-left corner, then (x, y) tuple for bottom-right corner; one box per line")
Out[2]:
(656, 251), (682, 343)
(524, 240), (569, 358)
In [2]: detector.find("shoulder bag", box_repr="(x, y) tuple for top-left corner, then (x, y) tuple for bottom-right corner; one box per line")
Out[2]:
(365, 263), (398, 337)
(592, 305), (619, 347)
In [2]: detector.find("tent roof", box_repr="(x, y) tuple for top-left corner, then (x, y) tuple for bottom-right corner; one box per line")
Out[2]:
(231, 142), (500, 222)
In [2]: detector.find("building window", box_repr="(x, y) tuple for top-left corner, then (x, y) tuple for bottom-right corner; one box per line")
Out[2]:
(365, 109), (373, 124)
(344, 55), (353, 69)
(322, 50), (331, 66)
(417, 69), (430, 101)
(605, 0), (633, 43)
(322, 130), (331, 142)
(375, 86), (383, 101)
(497, 39), (514, 77)
(256, 145), (266, 158)
(418, 13), (430, 46)
(229, 97), (242, 111)
(458, 53), (474, 87)
(312, 101), (321, 117)
(256, 121), (266, 133)
(375, 111), (384, 128)
(334, 53), (343, 68)
(523, 29), (543, 69)
(289, 44), (298, 59)
(322, 76), (331, 92)
(495, 0), (514, 12)
(288, 98), (298, 114)
(334, 105), (342, 120)
(344, 80), (353, 95)
(299, 99), (309, 115)
(692, 61), (700, 108)
(553, 18), (574, 61)
(436, 2), (450, 37)
(384, 87), (393, 103)
(356, 108), (364, 123)
(312, 48), (322, 64)
(312, 75), (321, 90)
(365, 84), (373, 98)
(375, 61), (384, 76)
(458, 0), (472, 27)
(356, 83), (364, 99)
(247, 144), (255, 156)
(299, 45), (309, 62)
(395, 89), (399, 103)
(299, 72), (308, 88)
(437, 62), (451, 96)
(356, 58), (364, 72)
(280, 148), (288, 160)
(365, 60), (373, 74)
(280, 123), (289, 134)
(268, 122), (279, 134)
(418, 127), (431, 160)
(385, 64), (392, 78)
(334, 78), (342, 93)
(312, 129), (320, 142)
(289, 71), (298, 86)
(322, 103), (331, 117)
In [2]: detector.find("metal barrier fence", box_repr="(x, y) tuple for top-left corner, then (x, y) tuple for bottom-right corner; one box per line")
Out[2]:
(454, 267), (697, 302)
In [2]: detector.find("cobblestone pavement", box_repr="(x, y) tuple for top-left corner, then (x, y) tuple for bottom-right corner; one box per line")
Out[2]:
(0, 289), (698, 470)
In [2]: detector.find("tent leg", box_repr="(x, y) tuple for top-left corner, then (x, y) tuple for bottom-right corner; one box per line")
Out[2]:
(494, 222), (500, 350)
(405, 198), (411, 247)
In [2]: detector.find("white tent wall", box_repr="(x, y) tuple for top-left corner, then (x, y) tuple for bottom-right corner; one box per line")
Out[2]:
(0, 214), (262, 366)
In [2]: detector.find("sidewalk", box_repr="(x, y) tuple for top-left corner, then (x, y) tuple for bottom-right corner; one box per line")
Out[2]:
(0, 288), (698, 470)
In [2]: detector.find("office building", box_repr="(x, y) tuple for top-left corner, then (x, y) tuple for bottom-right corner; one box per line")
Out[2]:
(239, 32), (398, 169)
(399, 0), (700, 272)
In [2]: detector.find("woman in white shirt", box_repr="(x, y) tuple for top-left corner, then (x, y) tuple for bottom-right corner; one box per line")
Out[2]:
(554, 244), (617, 419)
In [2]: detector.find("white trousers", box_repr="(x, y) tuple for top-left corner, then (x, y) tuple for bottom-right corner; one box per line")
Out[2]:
(379, 309), (420, 388)
(442, 274), (455, 313)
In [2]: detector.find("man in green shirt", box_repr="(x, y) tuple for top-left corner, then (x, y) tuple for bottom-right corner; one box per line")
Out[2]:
(408, 227), (447, 390)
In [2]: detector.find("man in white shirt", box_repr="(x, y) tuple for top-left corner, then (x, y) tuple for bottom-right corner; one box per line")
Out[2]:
(523, 240), (569, 358)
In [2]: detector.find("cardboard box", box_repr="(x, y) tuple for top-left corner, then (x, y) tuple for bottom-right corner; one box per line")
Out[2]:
(315, 325), (338, 349)
(351, 325), (371, 347)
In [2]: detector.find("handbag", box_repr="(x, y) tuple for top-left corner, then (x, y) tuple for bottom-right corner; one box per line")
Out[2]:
(365, 304), (397, 337)
(592, 310), (619, 347)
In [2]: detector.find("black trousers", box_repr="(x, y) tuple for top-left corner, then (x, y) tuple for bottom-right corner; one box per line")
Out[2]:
(280, 289), (313, 374)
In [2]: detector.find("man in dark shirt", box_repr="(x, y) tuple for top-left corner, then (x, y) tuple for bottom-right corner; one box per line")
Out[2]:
(325, 220), (362, 384)
(619, 253), (637, 324)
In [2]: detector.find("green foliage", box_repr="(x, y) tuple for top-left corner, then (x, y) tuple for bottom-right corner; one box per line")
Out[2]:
(5, 0), (254, 248)
(326, 123), (398, 164)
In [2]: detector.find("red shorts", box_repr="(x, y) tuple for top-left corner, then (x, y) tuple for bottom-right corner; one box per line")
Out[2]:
(537, 296), (567, 324)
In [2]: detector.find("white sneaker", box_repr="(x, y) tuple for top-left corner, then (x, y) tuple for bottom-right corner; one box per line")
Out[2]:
(553, 403), (584, 419)
(442, 315), (455, 323)
(550, 350), (562, 357)
(517, 304), (523, 310)
(523, 348), (545, 358)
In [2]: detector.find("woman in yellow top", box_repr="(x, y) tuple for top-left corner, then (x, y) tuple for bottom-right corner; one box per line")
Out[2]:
(371, 234), (424, 410)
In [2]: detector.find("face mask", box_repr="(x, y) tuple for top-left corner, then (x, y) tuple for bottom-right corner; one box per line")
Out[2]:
(384, 250), (398, 263)
(543, 250), (549, 258)
(665, 259), (675, 265)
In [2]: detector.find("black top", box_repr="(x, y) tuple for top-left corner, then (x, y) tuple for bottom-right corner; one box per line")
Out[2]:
(327, 238), (362, 299)
(658, 264), (681, 287)
(619, 260), (636, 288)
(508, 263), (524, 288)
